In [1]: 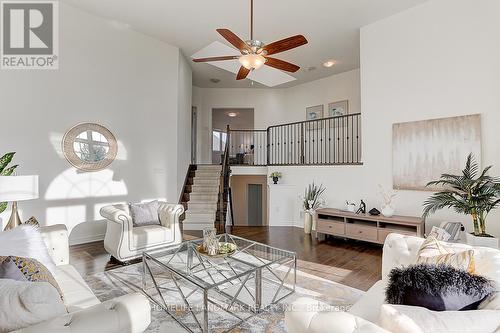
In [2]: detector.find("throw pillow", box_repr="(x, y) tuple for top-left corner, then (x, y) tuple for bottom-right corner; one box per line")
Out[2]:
(24, 216), (39, 226)
(0, 279), (66, 332)
(0, 256), (63, 299)
(417, 236), (475, 273)
(129, 200), (161, 227)
(378, 304), (500, 333)
(386, 264), (494, 311)
(0, 224), (56, 274)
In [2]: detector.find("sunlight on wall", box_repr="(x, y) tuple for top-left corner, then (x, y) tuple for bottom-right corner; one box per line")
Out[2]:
(45, 168), (127, 200)
(46, 205), (86, 232)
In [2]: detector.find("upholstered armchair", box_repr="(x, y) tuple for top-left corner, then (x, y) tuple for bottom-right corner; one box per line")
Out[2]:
(100, 202), (184, 263)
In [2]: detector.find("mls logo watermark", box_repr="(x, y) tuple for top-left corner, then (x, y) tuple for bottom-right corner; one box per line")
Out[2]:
(1, 1), (58, 69)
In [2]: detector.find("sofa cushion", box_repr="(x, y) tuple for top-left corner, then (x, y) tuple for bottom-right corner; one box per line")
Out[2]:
(53, 265), (99, 312)
(378, 304), (500, 333)
(386, 264), (494, 311)
(0, 278), (66, 332)
(0, 256), (63, 299)
(129, 201), (160, 227)
(349, 280), (386, 322)
(132, 224), (175, 248)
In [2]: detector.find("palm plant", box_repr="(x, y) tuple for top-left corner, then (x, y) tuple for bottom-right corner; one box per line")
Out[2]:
(422, 153), (500, 236)
(0, 152), (18, 214)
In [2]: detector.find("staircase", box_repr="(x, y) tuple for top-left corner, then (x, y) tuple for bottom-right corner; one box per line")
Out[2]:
(181, 165), (221, 231)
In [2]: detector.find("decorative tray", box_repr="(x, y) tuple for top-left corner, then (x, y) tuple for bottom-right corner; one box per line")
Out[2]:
(196, 242), (237, 258)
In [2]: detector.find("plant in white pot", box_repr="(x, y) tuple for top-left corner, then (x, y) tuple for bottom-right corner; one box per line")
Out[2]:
(422, 154), (500, 248)
(379, 185), (397, 217)
(301, 182), (326, 234)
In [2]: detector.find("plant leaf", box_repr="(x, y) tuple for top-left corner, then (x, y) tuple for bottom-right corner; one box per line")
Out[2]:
(0, 152), (15, 174)
(0, 202), (7, 214)
(0, 164), (18, 176)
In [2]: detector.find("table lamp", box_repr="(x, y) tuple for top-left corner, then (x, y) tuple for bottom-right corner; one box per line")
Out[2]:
(0, 175), (39, 230)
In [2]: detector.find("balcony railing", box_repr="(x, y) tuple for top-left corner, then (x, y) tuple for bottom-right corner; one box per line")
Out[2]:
(227, 113), (362, 166)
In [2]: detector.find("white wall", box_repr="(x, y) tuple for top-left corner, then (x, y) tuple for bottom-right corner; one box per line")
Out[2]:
(193, 69), (360, 163)
(269, 0), (500, 236)
(0, 3), (192, 244)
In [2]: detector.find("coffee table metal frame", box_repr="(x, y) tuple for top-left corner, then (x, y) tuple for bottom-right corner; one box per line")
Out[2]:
(141, 233), (296, 333)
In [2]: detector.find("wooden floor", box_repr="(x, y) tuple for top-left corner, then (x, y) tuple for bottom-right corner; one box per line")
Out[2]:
(69, 226), (382, 291)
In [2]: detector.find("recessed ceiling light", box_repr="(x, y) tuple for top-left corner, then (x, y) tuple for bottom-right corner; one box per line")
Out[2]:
(210, 78), (220, 83)
(308, 66), (317, 71)
(227, 112), (238, 117)
(323, 60), (336, 68)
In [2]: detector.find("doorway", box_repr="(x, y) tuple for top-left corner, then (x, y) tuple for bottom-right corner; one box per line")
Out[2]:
(212, 108), (254, 164)
(230, 175), (267, 226)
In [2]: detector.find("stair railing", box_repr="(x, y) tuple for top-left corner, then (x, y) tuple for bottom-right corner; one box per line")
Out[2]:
(218, 125), (231, 233)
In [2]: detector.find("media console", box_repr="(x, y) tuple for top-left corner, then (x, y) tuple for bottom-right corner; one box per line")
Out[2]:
(315, 208), (425, 244)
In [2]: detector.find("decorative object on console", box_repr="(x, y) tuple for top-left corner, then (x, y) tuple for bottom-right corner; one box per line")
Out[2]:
(0, 152), (18, 214)
(355, 199), (366, 214)
(423, 153), (500, 249)
(302, 182), (326, 234)
(327, 100), (348, 117)
(306, 105), (323, 121)
(386, 264), (494, 311)
(62, 122), (118, 172)
(269, 171), (282, 184)
(345, 201), (356, 213)
(129, 200), (161, 227)
(378, 185), (396, 218)
(393, 114), (481, 191)
(427, 225), (452, 241)
(0, 175), (39, 230)
(369, 208), (381, 216)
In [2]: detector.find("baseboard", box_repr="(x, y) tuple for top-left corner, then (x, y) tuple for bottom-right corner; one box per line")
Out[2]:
(69, 233), (105, 245)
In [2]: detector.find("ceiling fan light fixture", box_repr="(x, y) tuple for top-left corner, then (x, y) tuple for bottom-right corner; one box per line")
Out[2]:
(239, 54), (266, 70)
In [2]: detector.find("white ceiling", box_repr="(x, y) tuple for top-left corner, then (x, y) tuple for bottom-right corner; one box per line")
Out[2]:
(61, 0), (429, 88)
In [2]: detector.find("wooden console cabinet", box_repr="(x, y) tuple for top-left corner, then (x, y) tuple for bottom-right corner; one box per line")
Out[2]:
(315, 208), (424, 244)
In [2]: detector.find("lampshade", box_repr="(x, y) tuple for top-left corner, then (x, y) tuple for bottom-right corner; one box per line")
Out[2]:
(0, 175), (39, 202)
(239, 54), (266, 70)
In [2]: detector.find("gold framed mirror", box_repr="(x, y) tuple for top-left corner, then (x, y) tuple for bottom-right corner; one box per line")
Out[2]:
(62, 123), (118, 172)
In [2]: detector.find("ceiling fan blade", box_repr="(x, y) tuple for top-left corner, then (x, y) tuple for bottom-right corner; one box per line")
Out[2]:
(263, 35), (308, 55)
(236, 66), (251, 80)
(264, 57), (300, 73)
(192, 56), (239, 63)
(216, 29), (251, 52)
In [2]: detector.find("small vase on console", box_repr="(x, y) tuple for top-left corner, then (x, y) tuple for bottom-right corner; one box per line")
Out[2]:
(304, 212), (313, 234)
(381, 204), (395, 218)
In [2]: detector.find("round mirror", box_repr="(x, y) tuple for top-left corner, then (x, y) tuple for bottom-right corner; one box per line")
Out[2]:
(62, 123), (118, 172)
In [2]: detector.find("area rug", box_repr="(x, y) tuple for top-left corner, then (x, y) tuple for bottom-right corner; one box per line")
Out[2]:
(84, 262), (364, 333)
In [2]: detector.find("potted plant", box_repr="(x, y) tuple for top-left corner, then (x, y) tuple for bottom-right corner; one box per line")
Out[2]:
(269, 171), (282, 184)
(379, 185), (397, 217)
(422, 154), (500, 248)
(301, 182), (326, 234)
(0, 152), (18, 214)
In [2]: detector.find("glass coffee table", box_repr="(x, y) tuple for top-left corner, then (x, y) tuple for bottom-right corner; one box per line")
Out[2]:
(141, 234), (296, 333)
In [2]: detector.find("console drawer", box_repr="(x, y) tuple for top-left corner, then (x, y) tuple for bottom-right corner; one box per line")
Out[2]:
(317, 219), (345, 235)
(346, 224), (377, 241)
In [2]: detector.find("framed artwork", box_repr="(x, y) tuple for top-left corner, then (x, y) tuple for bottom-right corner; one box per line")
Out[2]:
(306, 105), (324, 121)
(327, 100), (349, 117)
(392, 114), (482, 191)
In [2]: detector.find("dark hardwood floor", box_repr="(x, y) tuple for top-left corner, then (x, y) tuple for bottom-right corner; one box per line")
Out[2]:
(69, 226), (382, 291)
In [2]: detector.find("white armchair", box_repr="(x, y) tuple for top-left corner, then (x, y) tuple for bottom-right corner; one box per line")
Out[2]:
(100, 202), (184, 263)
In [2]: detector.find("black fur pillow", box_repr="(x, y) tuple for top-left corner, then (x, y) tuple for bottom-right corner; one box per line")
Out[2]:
(386, 264), (494, 311)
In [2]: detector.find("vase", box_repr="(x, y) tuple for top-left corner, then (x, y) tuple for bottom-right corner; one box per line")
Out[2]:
(381, 205), (395, 218)
(273, 177), (279, 184)
(465, 233), (499, 249)
(202, 228), (219, 255)
(304, 212), (312, 234)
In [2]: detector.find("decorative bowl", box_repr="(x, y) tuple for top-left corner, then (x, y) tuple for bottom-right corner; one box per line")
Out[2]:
(196, 242), (237, 258)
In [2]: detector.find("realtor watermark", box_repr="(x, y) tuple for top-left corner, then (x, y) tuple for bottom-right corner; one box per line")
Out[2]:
(1, 1), (58, 69)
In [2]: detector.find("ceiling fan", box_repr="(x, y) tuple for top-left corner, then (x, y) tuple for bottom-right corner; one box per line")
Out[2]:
(192, 0), (308, 80)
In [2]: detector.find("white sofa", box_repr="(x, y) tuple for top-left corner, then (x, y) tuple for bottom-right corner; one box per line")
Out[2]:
(285, 233), (500, 333)
(100, 202), (184, 263)
(15, 224), (151, 333)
